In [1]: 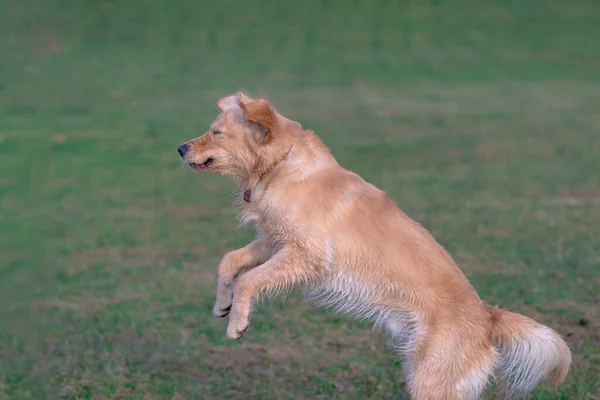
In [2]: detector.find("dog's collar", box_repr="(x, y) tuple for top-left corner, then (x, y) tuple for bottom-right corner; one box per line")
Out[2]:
(244, 139), (297, 203)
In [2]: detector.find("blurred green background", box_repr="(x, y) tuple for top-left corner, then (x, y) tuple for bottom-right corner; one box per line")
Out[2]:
(1, 0), (599, 398)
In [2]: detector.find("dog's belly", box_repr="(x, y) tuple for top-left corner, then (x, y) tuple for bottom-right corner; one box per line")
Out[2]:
(302, 269), (425, 361)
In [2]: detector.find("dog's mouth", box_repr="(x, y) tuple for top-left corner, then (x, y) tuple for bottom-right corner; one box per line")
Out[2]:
(189, 157), (214, 171)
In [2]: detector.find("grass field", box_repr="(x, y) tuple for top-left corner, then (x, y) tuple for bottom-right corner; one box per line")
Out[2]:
(1, 0), (599, 398)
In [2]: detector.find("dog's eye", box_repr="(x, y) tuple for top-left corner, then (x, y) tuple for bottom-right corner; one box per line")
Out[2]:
(213, 127), (222, 135)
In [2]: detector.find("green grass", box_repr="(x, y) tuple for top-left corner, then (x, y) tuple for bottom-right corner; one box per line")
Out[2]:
(1, 0), (599, 398)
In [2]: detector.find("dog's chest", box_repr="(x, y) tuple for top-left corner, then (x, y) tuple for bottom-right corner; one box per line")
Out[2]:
(239, 190), (307, 239)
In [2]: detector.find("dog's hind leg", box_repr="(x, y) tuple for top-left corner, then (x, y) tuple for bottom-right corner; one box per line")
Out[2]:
(407, 327), (496, 400)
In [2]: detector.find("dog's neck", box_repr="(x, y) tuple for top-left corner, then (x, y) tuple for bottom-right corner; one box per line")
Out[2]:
(243, 131), (302, 203)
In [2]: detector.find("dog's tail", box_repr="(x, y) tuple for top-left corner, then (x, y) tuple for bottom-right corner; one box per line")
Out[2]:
(490, 306), (571, 397)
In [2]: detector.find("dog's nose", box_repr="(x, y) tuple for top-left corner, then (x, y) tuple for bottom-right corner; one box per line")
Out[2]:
(177, 143), (189, 157)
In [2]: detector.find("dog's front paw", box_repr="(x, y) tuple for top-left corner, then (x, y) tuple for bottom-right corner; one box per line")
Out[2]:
(226, 312), (249, 340)
(213, 303), (231, 318)
(213, 280), (234, 317)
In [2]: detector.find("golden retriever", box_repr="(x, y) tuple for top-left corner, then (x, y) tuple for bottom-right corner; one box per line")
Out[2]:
(177, 92), (571, 399)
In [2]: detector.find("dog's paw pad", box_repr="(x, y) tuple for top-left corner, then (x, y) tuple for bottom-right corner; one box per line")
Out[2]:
(226, 324), (248, 340)
(213, 304), (231, 318)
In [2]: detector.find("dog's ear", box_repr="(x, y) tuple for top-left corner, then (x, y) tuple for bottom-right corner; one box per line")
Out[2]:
(239, 96), (276, 133)
(216, 94), (241, 112)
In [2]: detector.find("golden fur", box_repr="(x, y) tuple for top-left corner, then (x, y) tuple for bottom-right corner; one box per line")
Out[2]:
(178, 92), (571, 399)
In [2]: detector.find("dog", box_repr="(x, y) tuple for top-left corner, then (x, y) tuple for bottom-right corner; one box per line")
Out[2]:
(177, 92), (571, 399)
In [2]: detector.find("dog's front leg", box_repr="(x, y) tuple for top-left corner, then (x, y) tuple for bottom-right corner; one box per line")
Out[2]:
(226, 246), (315, 339)
(213, 238), (274, 317)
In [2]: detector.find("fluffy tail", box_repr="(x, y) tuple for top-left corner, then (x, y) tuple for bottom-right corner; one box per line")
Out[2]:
(491, 307), (572, 397)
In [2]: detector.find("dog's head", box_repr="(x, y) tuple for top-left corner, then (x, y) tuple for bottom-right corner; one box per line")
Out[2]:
(177, 92), (300, 182)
